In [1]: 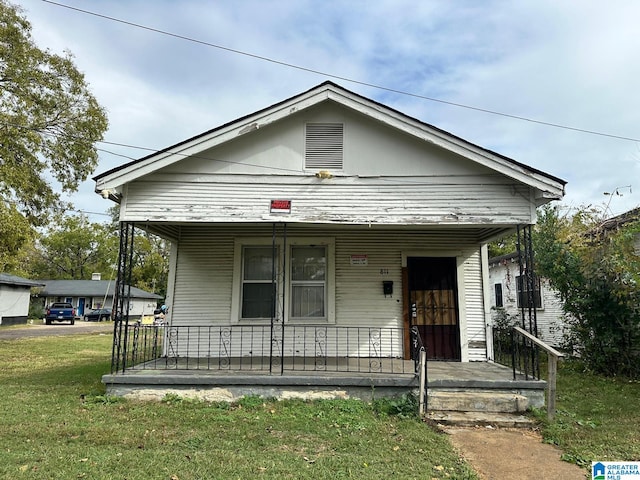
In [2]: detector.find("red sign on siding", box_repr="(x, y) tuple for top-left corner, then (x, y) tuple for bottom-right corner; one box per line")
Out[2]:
(270, 199), (292, 213)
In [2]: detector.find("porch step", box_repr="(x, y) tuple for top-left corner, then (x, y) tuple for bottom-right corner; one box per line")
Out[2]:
(427, 391), (529, 413)
(427, 411), (536, 428)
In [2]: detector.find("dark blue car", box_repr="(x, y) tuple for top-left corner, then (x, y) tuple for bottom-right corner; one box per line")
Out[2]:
(83, 308), (112, 322)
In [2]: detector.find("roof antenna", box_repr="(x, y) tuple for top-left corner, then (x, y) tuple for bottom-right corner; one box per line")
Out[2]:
(603, 185), (632, 216)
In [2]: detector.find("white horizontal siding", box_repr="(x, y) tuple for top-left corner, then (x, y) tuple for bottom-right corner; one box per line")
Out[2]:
(539, 279), (567, 346)
(171, 229), (235, 326)
(461, 250), (488, 361)
(122, 177), (535, 225)
(335, 234), (403, 330)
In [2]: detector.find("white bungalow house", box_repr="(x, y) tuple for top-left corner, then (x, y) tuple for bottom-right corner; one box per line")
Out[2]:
(0, 273), (43, 326)
(95, 82), (565, 404)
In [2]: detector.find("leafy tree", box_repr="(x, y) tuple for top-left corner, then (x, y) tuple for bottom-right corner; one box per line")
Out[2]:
(0, 200), (34, 272)
(106, 205), (170, 299)
(131, 232), (170, 300)
(535, 204), (640, 378)
(0, 0), (108, 256)
(29, 214), (118, 280)
(488, 232), (518, 258)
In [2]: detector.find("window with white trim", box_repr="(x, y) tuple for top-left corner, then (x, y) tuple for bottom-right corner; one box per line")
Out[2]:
(290, 245), (326, 319)
(241, 246), (278, 319)
(234, 238), (334, 323)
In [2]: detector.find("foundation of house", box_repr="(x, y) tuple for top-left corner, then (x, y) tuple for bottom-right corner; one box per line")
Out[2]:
(102, 360), (546, 413)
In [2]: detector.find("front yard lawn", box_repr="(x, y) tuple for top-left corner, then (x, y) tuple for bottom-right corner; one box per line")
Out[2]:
(0, 333), (476, 479)
(538, 359), (640, 467)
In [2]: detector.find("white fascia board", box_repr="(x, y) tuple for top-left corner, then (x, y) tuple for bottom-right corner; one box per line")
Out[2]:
(96, 89), (333, 191)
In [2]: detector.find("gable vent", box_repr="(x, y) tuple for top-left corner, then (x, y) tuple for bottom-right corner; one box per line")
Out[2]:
(305, 123), (343, 170)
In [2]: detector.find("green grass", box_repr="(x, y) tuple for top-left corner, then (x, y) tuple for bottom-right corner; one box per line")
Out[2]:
(0, 334), (477, 479)
(536, 359), (640, 467)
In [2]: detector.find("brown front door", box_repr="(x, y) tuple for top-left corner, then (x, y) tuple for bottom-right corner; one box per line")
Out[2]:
(407, 256), (461, 361)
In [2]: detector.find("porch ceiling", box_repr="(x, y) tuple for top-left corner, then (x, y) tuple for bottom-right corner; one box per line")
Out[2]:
(134, 222), (515, 245)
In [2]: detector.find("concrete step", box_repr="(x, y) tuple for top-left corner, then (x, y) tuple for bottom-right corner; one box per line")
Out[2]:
(427, 391), (529, 413)
(427, 411), (536, 428)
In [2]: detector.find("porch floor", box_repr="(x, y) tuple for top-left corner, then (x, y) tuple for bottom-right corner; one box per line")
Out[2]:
(103, 359), (545, 398)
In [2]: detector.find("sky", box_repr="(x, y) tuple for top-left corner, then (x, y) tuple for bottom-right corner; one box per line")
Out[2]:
(15, 0), (640, 223)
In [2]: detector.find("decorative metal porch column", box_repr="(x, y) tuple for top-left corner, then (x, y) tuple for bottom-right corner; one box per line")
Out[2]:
(269, 222), (287, 374)
(111, 221), (135, 373)
(516, 224), (540, 378)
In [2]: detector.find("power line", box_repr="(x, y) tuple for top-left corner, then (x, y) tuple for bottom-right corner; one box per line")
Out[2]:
(69, 209), (112, 217)
(41, 0), (640, 144)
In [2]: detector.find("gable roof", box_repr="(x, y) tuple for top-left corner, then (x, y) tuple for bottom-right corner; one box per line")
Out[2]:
(94, 81), (565, 199)
(0, 273), (44, 288)
(38, 280), (161, 300)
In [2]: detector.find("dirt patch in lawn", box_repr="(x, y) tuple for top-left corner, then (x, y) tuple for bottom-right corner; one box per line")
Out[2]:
(444, 427), (588, 480)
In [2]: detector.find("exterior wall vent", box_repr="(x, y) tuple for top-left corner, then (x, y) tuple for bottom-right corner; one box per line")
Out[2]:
(305, 123), (343, 170)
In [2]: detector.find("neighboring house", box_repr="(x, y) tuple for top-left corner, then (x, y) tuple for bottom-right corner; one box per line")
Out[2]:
(94, 81), (566, 399)
(487, 207), (640, 349)
(37, 275), (161, 319)
(488, 253), (566, 347)
(595, 207), (640, 248)
(0, 273), (43, 326)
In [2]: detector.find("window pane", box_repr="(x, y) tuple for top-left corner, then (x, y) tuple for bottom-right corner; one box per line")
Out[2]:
(242, 283), (275, 318)
(516, 274), (542, 309)
(244, 247), (276, 281)
(494, 283), (503, 308)
(291, 246), (325, 280)
(291, 285), (325, 317)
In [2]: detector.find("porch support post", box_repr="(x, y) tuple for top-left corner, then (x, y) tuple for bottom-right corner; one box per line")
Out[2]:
(280, 223), (287, 375)
(269, 222), (287, 375)
(516, 224), (540, 379)
(269, 223), (277, 373)
(516, 224), (538, 335)
(111, 221), (135, 374)
(547, 354), (558, 420)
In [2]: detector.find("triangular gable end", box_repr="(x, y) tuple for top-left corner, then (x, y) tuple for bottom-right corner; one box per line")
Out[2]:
(94, 81), (565, 202)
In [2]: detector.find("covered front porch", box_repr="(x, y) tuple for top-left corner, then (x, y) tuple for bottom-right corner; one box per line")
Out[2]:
(103, 323), (547, 413)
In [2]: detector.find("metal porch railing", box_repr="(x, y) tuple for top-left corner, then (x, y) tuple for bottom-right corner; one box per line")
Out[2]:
(115, 323), (422, 376)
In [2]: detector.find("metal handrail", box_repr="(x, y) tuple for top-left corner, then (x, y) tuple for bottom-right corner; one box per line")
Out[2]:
(513, 326), (564, 420)
(494, 325), (564, 420)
